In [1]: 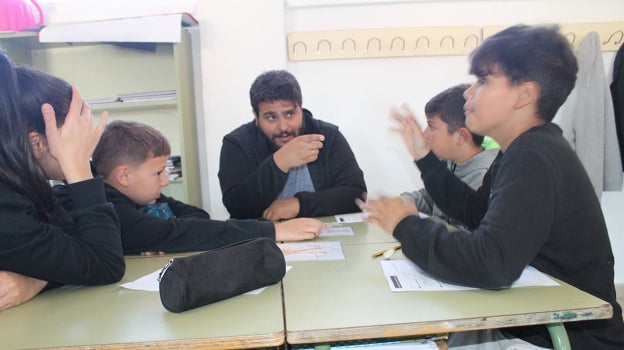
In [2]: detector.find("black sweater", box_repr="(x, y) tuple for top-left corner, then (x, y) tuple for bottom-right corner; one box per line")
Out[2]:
(0, 177), (124, 286)
(219, 109), (367, 219)
(101, 185), (275, 255)
(395, 123), (624, 349)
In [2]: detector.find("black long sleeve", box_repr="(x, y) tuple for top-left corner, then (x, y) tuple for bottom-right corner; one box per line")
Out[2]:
(415, 151), (498, 230)
(1, 177), (124, 286)
(104, 186), (275, 255)
(219, 137), (289, 219)
(393, 123), (624, 349)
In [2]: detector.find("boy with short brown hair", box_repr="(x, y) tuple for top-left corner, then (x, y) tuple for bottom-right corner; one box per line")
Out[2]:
(92, 120), (324, 255)
(398, 83), (498, 228)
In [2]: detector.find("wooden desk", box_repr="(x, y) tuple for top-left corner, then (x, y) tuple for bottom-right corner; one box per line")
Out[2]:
(282, 242), (613, 350)
(1, 255), (284, 349)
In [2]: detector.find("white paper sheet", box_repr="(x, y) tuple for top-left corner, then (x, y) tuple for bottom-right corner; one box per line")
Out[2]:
(335, 212), (370, 223)
(277, 241), (345, 261)
(120, 269), (161, 291)
(381, 260), (559, 292)
(320, 225), (354, 237)
(334, 212), (427, 224)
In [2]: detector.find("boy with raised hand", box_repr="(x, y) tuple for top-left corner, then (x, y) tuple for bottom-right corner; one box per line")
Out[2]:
(361, 25), (624, 349)
(397, 84), (498, 229)
(91, 120), (325, 255)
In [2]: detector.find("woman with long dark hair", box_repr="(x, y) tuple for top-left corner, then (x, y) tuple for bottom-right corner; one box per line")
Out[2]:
(0, 52), (124, 311)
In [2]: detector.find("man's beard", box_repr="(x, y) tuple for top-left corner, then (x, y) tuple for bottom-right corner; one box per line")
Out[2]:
(270, 130), (297, 149)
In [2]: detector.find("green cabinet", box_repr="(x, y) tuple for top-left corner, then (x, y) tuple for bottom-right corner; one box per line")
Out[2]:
(1, 28), (202, 206)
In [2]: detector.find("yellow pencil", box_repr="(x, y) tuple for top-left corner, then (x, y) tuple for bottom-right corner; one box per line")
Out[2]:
(371, 244), (402, 258)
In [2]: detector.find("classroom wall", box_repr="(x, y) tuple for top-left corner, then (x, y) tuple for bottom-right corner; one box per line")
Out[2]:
(196, 0), (624, 286)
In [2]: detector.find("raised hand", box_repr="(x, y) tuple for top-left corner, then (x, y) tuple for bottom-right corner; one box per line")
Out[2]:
(389, 104), (430, 161)
(357, 196), (419, 235)
(273, 134), (324, 172)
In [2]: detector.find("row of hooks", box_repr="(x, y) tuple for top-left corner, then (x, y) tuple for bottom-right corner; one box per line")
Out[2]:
(289, 22), (624, 61)
(291, 34), (480, 55)
(601, 30), (623, 45)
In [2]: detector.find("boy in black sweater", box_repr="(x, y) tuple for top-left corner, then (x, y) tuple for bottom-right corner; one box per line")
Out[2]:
(92, 120), (325, 255)
(361, 25), (624, 349)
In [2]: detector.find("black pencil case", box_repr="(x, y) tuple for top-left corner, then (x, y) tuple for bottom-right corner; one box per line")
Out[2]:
(158, 237), (286, 313)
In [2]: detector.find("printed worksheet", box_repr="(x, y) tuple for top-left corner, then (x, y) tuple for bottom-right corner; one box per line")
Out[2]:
(277, 241), (345, 261)
(334, 212), (429, 224)
(381, 260), (559, 292)
(335, 212), (370, 223)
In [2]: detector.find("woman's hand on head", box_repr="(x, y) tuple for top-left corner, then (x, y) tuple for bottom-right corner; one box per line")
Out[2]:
(42, 86), (108, 184)
(275, 218), (326, 241)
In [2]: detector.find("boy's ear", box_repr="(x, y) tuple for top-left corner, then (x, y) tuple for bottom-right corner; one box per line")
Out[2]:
(111, 165), (132, 187)
(456, 127), (471, 145)
(514, 81), (539, 109)
(28, 132), (48, 160)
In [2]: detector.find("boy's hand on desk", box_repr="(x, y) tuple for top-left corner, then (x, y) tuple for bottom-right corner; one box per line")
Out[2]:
(357, 196), (419, 234)
(275, 218), (326, 241)
(0, 271), (47, 312)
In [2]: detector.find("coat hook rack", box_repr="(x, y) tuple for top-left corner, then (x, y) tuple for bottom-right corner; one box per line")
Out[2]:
(292, 41), (307, 55)
(341, 38), (356, 52)
(366, 37), (382, 52)
(288, 23), (624, 61)
(463, 34), (479, 48)
(439, 35), (454, 48)
(563, 32), (576, 45)
(415, 36), (430, 49)
(390, 37), (406, 51)
(316, 39), (331, 54)
(603, 31), (624, 45)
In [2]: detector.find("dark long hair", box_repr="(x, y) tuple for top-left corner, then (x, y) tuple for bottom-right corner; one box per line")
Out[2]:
(0, 51), (70, 223)
(16, 66), (71, 135)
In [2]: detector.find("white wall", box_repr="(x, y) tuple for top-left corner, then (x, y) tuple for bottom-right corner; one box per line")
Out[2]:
(196, 0), (287, 219)
(197, 0), (624, 285)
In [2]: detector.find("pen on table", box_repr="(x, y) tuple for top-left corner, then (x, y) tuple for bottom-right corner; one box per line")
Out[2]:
(371, 244), (402, 258)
